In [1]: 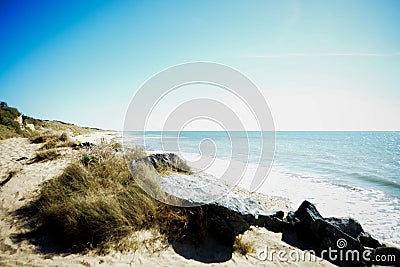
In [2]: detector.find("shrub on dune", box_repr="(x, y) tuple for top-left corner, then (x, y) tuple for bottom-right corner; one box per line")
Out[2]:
(37, 146), (197, 252)
(36, 145), (211, 253)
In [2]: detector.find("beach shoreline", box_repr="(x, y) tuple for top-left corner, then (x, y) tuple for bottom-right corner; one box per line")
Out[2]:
(0, 131), (397, 266)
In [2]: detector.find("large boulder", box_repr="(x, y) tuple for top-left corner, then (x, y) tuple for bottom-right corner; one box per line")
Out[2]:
(160, 172), (284, 244)
(290, 201), (367, 266)
(130, 154), (284, 245)
(287, 201), (400, 267)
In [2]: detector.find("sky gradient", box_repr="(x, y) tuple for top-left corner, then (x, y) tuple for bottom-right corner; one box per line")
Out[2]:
(1, 0), (399, 130)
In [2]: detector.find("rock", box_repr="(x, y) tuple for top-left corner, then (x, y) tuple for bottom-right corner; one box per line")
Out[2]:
(205, 205), (249, 245)
(324, 217), (364, 239)
(359, 232), (381, 248)
(285, 211), (300, 226)
(132, 153), (190, 173)
(158, 172), (284, 243)
(71, 142), (95, 148)
(292, 201), (369, 266)
(25, 123), (35, 131)
(16, 156), (28, 161)
(130, 154), (284, 245)
(285, 201), (399, 266)
(252, 211), (289, 232)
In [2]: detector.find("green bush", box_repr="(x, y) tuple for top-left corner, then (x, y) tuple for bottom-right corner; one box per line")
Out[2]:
(0, 124), (19, 139)
(0, 106), (22, 135)
(22, 115), (42, 126)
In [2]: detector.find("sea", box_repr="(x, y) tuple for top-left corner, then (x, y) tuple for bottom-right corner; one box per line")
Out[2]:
(122, 131), (400, 246)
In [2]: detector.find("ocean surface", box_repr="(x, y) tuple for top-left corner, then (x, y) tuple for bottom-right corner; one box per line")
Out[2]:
(122, 131), (400, 246)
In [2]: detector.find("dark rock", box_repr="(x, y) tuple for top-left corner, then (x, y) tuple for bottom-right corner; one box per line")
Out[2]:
(292, 201), (369, 266)
(359, 232), (381, 248)
(253, 211), (290, 232)
(206, 205), (249, 245)
(324, 217), (364, 239)
(294, 200), (324, 224)
(71, 142), (95, 148)
(285, 211), (300, 227)
(82, 141), (95, 147)
(16, 156), (28, 161)
(132, 153), (190, 173)
(159, 173), (284, 244)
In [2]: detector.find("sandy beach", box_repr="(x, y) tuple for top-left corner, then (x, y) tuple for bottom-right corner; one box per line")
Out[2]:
(0, 131), (337, 267)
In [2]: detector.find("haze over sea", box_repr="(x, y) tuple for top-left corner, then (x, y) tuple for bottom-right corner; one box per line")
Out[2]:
(123, 131), (400, 246)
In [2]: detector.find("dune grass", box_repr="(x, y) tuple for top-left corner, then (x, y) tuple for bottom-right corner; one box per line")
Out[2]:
(31, 149), (61, 163)
(27, 119), (96, 136)
(0, 103), (96, 140)
(30, 132), (77, 150)
(36, 145), (207, 253)
(233, 235), (254, 256)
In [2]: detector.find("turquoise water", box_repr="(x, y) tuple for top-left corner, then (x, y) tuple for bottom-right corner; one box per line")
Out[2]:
(125, 131), (400, 197)
(274, 131), (400, 198)
(122, 131), (400, 244)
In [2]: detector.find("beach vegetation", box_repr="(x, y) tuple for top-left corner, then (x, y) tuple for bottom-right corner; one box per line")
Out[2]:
(30, 132), (77, 149)
(0, 124), (20, 139)
(233, 235), (254, 255)
(0, 104), (23, 138)
(0, 102), (96, 139)
(36, 144), (205, 253)
(31, 149), (61, 163)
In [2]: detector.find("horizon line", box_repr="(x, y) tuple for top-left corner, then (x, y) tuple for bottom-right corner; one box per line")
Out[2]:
(118, 129), (400, 132)
(245, 52), (400, 58)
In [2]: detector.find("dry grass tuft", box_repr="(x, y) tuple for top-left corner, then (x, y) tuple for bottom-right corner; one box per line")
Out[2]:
(58, 131), (70, 142)
(233, 235), (254, 256)
(31, 149), (61, 163)
(30, 134), (57, 144)
(30, 131), (77, 150)
(124, 146), (147, 162)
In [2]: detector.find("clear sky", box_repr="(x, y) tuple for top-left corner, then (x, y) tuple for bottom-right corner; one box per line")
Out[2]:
(1, 0), (399, 130)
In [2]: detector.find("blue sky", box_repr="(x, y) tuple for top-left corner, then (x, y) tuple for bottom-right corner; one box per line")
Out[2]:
(0, 0), (399, 130)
